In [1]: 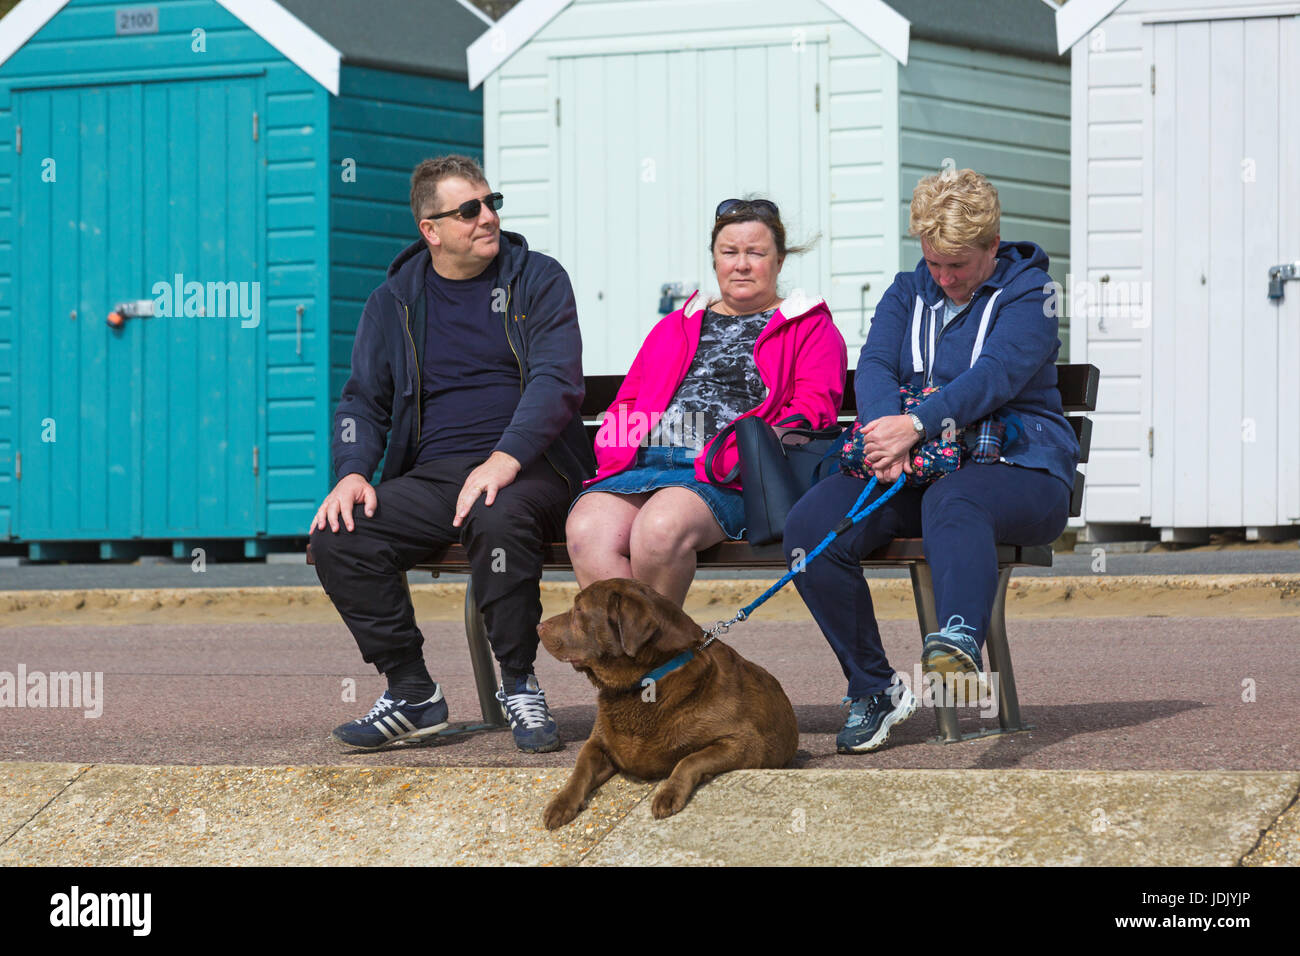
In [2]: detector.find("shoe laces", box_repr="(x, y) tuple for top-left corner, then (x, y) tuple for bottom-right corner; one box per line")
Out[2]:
(359, 694), (398, 723)
(927, 614), (977, 644)
(840, 695), (881, 729)
(500, 685), (550, 729)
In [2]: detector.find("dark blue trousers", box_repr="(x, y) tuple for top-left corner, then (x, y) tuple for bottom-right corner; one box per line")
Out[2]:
(783, 463), (1070, 698)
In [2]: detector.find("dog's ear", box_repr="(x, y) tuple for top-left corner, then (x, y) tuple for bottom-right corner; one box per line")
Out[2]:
(610, 586), (662, 658)
(604, 589), (624, 651)
(615, 581), (703, 658)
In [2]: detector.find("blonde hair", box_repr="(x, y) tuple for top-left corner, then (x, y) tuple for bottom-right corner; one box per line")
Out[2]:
(908, 169), (1000, 256)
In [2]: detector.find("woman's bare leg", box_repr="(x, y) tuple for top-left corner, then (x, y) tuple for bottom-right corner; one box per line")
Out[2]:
(566, 491), (649, 589)
(628, 488), (727, 606)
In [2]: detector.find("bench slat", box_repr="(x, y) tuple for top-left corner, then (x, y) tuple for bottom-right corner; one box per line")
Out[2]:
(1072, 416), (1093, 464)
(1055, 363), (1100, 413)
(1071, 470), (1085, 518)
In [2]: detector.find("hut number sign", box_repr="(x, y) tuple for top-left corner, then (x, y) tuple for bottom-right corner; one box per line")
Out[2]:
(116, 6), (159, 35)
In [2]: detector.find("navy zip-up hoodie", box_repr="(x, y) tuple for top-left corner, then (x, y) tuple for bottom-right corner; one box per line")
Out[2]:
(332, 230), (595, 496)
(856, 240), (1079, 490)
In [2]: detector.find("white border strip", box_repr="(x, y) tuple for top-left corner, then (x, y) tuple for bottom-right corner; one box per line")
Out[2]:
(467, 0), (572, 89)
(0, 0), (70, 72)
(217, 0), (341, 95)
(1056, 0), (1127, 54)
(820, 0), (910, 64)
(1140, 3), (1300, 23)
(455, 0), (496, 28)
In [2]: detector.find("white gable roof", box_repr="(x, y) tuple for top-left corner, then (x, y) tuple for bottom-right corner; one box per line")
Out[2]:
(467, 0), (911, 89)
(1055, 0), (1128, 54)
(0, 0), (343, 93)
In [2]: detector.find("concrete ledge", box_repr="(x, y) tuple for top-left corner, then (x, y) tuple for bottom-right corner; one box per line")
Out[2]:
(0, 763), (1293, 867)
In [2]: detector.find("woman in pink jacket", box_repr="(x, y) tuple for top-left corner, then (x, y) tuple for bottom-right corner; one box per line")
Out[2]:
(566, 199), (848, 606)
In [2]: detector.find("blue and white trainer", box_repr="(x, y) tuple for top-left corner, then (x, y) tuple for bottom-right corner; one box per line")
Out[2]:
(836, 680), (918, 753)
(331, 688), (449, 750)
(495, 674), (562, 753)
(921, 614), (984, 676)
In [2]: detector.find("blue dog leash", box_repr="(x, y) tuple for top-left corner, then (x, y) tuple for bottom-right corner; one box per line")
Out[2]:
(640, 474), (908, 685)
(701, 473), (907, 646)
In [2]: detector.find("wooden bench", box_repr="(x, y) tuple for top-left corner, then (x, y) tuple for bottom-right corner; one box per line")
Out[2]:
(310, 363), (1099, 743)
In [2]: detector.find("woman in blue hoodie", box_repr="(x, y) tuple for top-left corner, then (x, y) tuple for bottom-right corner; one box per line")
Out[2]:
(783, 169), (1079, 754)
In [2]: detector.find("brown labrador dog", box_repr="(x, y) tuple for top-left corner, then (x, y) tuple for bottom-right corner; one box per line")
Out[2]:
(536, 578), (798, 827)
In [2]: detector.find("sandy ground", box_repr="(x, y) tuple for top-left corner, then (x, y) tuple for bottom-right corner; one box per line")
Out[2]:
(2, 574), (1299, 629)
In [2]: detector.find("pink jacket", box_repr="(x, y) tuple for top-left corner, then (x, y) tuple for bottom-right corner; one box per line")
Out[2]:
(588, 290), (848, 490)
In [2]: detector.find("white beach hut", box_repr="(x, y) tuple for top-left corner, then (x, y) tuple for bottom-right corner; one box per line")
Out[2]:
(1057, 0), (1300, 541)
(469, 0), (1072, 372)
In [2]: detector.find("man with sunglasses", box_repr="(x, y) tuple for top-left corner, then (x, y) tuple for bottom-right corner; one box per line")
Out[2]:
(310, 155), (593, 754)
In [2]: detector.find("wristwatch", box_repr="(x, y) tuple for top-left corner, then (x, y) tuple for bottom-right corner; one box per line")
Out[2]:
(907, 413), (925, 440)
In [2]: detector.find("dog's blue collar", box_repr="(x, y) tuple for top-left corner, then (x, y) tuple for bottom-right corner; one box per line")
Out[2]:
(640, 649), (696, 684)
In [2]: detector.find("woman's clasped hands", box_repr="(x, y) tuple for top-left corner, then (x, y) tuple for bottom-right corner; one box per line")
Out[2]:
(860, 414), (918, 483)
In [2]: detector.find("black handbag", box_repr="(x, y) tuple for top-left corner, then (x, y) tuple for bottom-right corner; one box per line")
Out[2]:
(705, 414), (845, 546)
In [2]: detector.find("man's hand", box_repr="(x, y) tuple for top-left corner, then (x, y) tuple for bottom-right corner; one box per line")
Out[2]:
(309, 473), (378, 533)
(453, 451), (522, 527)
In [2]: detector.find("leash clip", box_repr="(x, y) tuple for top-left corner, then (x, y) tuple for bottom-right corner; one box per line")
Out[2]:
(701, 609), (746, 649)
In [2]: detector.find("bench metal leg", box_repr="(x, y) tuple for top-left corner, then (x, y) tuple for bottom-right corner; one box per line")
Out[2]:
(984, 566), (1032, 734)
(464, 578), (508, 728)
(909, 564), (961, 743)
(914, 563), (1033, 743)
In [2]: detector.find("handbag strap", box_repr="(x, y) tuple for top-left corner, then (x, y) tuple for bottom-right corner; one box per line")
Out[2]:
(774, 413), (811, 428)
(773, 413), (843, 441)
(703, 420), (742, 485)
(705, 414), (844, 485)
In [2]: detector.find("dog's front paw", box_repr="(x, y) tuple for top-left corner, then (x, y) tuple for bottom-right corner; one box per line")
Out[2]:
(543, 793), (583, 830)
(650, 781), (689, 819)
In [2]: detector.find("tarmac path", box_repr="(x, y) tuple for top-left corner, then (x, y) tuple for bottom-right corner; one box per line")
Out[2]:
(2, 613), (1295, 771)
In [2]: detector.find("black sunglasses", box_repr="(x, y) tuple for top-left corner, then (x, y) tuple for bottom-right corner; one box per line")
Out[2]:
(427, 192), (504, 221)
(715, 198), (779, 220)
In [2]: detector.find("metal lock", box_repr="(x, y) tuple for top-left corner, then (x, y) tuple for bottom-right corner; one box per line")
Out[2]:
(1268, 262), (1299, 301)
(658, 281), (690, 315)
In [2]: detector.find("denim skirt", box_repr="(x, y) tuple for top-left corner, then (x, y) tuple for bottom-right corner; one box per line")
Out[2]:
(573, 445), (747, 541)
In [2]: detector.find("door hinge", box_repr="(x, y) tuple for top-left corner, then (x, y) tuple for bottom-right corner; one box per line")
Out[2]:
(14, 125), (20, 154)
(14, 451), (19, 481)
(1148, 427), (1154, 458)
(1150, 65), (1156, 94)
(252, 111), (259, 141)
(253, 445), (259, 476)
(555, 98), (560, 127)
(815, 82), (821, 113)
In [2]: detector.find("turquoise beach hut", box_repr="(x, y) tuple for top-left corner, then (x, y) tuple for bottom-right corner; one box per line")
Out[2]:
(0, 0), (485, 559)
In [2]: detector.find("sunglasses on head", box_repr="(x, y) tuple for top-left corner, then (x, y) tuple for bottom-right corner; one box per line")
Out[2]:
(426, 192), (504, 222)
(715, 198), (780, 220)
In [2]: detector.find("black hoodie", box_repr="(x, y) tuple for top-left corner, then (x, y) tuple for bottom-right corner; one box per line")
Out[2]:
(332, 230), (595, 497)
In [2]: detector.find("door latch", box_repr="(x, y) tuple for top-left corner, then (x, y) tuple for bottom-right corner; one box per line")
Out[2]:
(1268, 262), (1300, 301)
(658, 282), (692, 315)
(107, 299), (157, 328)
